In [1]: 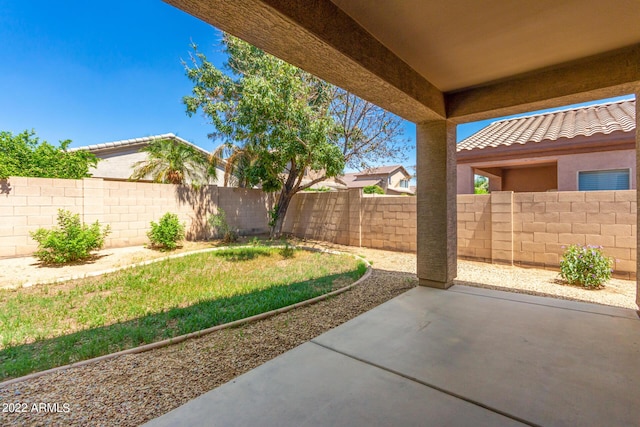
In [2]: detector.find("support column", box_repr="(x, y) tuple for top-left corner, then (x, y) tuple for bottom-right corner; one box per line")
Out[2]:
(635, 92), (640, 307)
(416, 120), (457, 288)
(347, 189), (362, 247)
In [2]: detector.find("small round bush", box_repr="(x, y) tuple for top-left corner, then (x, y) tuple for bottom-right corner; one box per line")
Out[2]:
(559, 244), (613, 288)
(30, 209), (111, 264)
(148, 213), (185, 250)
(363, 185), (384, 195)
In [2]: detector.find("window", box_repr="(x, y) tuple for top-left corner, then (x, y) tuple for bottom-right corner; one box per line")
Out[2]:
(399, 179), (409, 188)
(578, 169), (630, 191)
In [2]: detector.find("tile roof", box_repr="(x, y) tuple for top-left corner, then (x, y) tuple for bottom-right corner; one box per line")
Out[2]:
(70, 133), (211, 156)
(457, 99), (636, 152)
(339, 165), (410, 183)
(355, 165), (407, 176)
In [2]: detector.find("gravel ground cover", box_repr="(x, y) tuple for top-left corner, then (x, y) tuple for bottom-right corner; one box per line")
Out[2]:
(0, 240), (636, 426)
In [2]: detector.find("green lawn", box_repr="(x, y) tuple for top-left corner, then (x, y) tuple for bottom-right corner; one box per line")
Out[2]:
(0, 246), (366, 380)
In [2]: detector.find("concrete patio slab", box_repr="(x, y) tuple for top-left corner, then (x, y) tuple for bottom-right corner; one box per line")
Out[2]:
(145, 286), (640, 427)
(144, 341), (525, 427)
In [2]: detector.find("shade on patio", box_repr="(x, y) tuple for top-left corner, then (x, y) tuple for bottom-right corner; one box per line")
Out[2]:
(145, 286), (640, 426)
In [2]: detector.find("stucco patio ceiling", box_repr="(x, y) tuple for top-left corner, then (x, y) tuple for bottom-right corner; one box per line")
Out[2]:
(331, 0), (640, 93)
(164, 0), (640, 123)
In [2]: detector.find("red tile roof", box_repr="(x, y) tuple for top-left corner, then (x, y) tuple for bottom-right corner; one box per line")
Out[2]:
(457, 99), (636, 152)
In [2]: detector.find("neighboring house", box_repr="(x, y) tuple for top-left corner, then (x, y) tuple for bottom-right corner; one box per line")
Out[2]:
(340, 165), (413, 195)
(457, 99), (636, 193)
(300, 168), (348, 191)
(72, 133), (227, 186)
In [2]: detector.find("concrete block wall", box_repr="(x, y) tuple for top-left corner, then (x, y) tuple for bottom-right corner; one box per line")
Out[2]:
(0, 177), (85, 258)
(0, 177), (271, 258)
(491, 191), (514, 264)
(360, 195), (416, 252)
(218, 187), (275, 236)
(513, 190), (636, 278)
(1, 176), (636, 278)
(283, 190), (416, 252)
(282, 191), (351, 245)
(457, 194), (491, 261)
(285, 189), (636, 277)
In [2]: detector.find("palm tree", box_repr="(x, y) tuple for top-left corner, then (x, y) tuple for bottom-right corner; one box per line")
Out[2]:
(212, 142), (258, 188)
(130, 138), (216, 185)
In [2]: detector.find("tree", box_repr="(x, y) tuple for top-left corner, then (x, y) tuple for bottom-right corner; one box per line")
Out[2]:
(211, 143), (258, 188)
(474, 175), (489, 194)
(329, 88), (408, 171)
(183, 35), (409, 237)
(363, 185), (385, 195)
(0, 130), (98, 179)
(130, 137), (216, 185)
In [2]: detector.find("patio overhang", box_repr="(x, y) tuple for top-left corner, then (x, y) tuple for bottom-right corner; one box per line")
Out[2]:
(165, 0), (640, 122)
(164, 0), (640, 302)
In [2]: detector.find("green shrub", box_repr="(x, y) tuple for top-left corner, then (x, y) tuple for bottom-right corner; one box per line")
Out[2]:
(148, 213), (185, 250)
(559, 244), (613, 288)
(30, 209), (111, 264)
(279, 242), (295, 259)
(208, 208), (238, 243)
(363, 185), (384, 195)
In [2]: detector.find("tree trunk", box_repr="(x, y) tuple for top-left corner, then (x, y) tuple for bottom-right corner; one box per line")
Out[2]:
(270, 190), (293, 239)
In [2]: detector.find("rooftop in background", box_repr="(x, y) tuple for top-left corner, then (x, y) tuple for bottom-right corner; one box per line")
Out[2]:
(457, 99), (636, 152)
(353, 165), (410, 176)
(340, 165), (413, 195)
(71, 133), (210, 156)
(71, 133), (225, 185)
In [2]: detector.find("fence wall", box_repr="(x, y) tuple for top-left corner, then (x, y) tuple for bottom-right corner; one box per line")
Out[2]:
(284, 190), (637, 278)
(283, 190), (417, 252)
(512, 191), (636, 277)
(1, 176), (636, 278)
(0, 177), (272, 258)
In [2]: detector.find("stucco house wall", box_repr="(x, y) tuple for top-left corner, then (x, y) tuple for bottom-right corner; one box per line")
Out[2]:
(557, 149), (636, 191)
(89, 146), (154, 180)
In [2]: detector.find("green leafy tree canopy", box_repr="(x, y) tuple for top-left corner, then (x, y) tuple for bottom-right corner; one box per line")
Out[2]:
(184, 35), (344, 237)
(183, 35), (409, 237)
(474, 175), (489, 194)
(363, 185), (385, 195)
(0, 130), (98, 179)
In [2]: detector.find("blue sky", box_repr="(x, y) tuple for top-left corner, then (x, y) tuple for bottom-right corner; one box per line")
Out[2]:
(0, 0), (633, 175)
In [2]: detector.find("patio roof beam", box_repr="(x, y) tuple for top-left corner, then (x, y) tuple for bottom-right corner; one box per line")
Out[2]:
(163, 0), (445, 123)
(446, 44), (640, 123)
